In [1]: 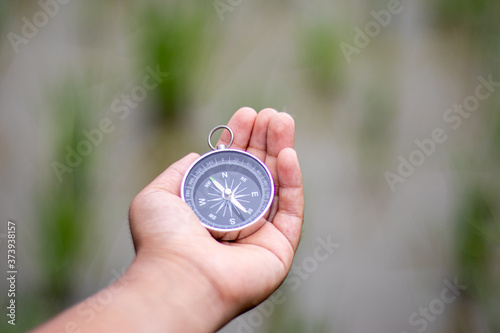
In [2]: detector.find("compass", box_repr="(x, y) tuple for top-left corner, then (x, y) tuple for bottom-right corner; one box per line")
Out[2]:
(181, 125), (275, 240)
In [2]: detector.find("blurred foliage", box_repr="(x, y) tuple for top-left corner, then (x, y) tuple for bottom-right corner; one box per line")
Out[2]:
(135, 3), (220, 126)
(480, 50), (500, 162)
(0, 75), (100, 333)
(431, 0), (500, 66)
(455, 187), (496, 284)
(430, 1), (500, 330)
(358, 84), (396, 178)
(453, 185), (500, 331)
(432, 0), (498, 32)
(33, 76), (97, 327)
(297, 23), (346, 97)
(0, 2), (8, 24)
(0, 2), (15, 67)
(489, 100), (500, 161)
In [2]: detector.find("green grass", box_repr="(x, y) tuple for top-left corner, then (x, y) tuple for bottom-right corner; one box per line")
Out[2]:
(134, 3), (220, 126)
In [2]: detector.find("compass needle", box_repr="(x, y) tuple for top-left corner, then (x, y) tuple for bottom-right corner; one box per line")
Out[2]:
(230, 197), (248, 213)
(209, 177), (226, 193)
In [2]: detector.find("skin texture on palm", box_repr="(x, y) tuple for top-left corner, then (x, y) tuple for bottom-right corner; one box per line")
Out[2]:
(32, 108), (304, 333)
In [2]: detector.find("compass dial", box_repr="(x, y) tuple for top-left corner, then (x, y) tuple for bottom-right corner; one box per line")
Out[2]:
(181, 149), (274, 238)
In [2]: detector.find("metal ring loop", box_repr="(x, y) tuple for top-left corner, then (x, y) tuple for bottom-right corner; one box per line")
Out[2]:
(208, 125), (234, 150)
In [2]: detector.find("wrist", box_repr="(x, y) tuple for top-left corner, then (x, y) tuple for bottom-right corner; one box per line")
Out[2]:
(119, 251), (230, 332)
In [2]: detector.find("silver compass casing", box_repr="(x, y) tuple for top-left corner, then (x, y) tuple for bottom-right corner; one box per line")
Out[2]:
(181, 146), (274, 241)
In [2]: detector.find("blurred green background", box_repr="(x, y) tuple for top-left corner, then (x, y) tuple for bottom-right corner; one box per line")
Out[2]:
(0, 0), (499, 332)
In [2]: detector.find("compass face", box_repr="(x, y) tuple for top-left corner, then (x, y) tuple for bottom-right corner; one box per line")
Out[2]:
(181, 149), (274, 234)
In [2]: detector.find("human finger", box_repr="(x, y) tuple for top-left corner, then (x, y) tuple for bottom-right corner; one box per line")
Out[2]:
(265, 112), (296, 205)
(247, 108), (278, 162)
(271, 148), (304, 251)
(217, 107), (257, 150)
(267, 112), (295, 159)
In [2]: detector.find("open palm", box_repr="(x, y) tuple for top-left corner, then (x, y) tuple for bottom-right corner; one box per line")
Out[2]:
(128, 108), (304, 320)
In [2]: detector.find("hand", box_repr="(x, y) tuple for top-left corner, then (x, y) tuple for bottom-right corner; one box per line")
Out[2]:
(129, 107), (304, 330)
(31, 108), (304, 333)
